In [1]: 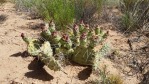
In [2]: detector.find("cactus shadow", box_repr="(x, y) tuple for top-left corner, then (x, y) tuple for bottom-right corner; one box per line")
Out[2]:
(78, 67), (92, 80)
(10, 51), (29, 58)
(25, 58), (54, 81)
(68, 60), (92, 80)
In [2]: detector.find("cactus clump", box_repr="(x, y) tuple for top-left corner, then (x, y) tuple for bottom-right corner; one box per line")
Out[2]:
(21, 20), (110, 71)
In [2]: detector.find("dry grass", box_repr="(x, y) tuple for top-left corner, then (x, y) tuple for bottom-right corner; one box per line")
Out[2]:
(108, 74), (123, 84)
(120, 0), (149, 31)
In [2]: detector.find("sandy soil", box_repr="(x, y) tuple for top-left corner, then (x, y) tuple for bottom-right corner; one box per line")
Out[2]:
(0, 2), (141, 84)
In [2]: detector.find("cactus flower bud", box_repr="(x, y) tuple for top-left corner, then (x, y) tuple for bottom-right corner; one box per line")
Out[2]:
(21, 33), (24, 38)
(73, 24), (79, 31)
(60, 34), (73, 53)
(97, 28), (108, 41)
(49, 20), (56, 32)
(85, 24), (89, 30)
(51, 31), (61, 44)
(100, 27), (104, 33)
(40, 24), (51, 41)
(95, 25), (100, 35)
(62, 34), (69, 42)
(21, 33), (30, 44)
(82, 24), (89, 33)
(40, 23), (47, 30)
(21, 33), (27, 43)
(80, 33), (88, 47)
(73, 24), (80, 36)
(79, 20), (85, 33)
(103, 31), (109, 39)
(90, 35), (100, 48)
(80, 32), (87, 39)
(80, 19), (85, 25)
(88, 28), (95, 38)
(52, 31), (58, 37)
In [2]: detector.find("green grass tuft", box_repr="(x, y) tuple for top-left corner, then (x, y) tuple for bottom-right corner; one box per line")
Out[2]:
(120, 0), (149, 31)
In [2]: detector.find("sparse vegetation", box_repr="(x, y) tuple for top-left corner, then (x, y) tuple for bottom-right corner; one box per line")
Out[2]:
(0, 0), (148, 83)
(14, 0), (103, 28)
(108, 74), (123, 84)
(88, 66), (123, 84)
(104, 0), (120, 6)
(120, 0), (149, 31)
(73, 0), (103, 22)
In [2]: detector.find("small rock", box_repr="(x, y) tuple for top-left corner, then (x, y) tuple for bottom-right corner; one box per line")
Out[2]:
(124, 67), (131, 72)
(11, 79), (23, 84)
(137, 59), (141, 64)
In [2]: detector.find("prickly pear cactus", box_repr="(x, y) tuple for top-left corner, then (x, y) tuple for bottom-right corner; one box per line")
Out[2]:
(22, 33), (62, 71)
(39, 42), (62, 71)
(72, 37), (110, 67)
(71, 23), (110, 69)
(72, 46), (94, 65)
(21, 33), (41, 56)
(21, 20), (110, 72)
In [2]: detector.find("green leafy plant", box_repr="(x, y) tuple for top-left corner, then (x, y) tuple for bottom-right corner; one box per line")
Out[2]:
(21, 20), (110, 71)
(120, 0), (149, 31)
(15, 0), (103, 28)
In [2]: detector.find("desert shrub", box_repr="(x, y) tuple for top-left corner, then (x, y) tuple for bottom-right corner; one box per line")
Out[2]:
(74, 0), (103, 22)
(46, 0), (75, 27)
(88, 66), (123, 84)
(120, 0), (149, 31)
(15, 0), (75, 28)
(14, 0), (103, 28)
(107, 75), (123, 84)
